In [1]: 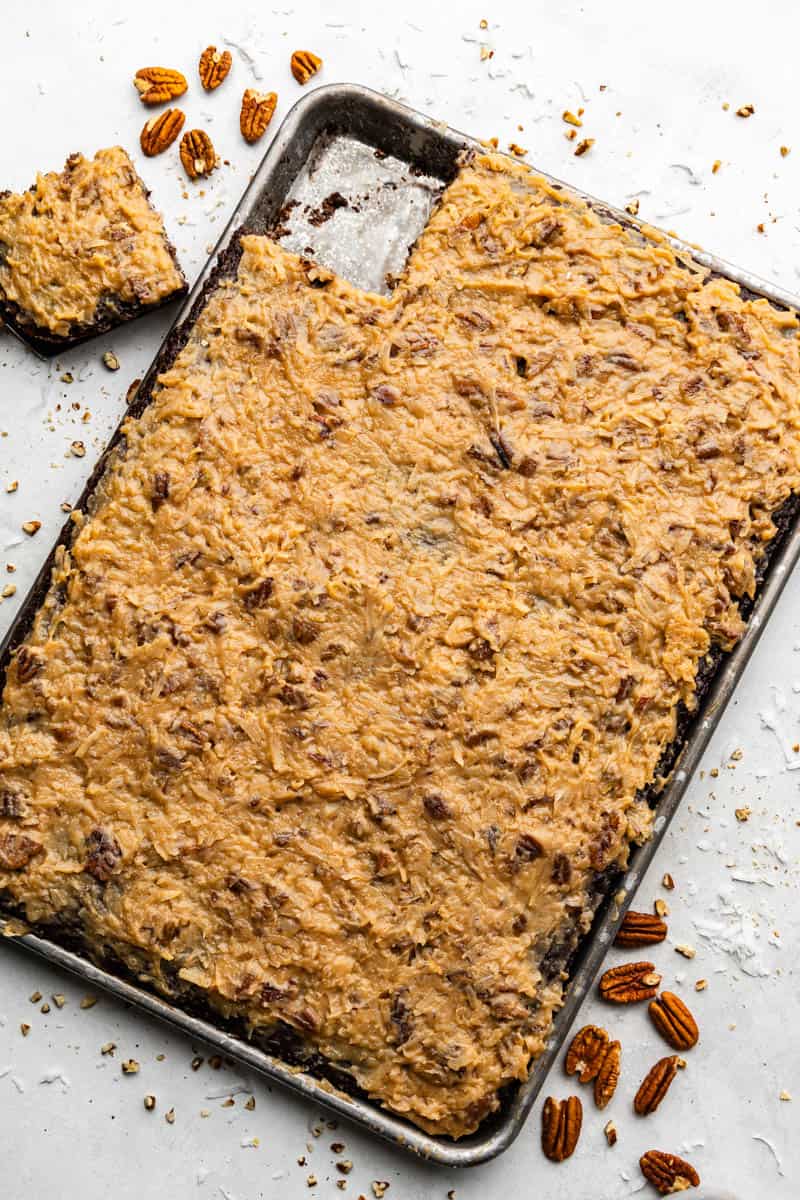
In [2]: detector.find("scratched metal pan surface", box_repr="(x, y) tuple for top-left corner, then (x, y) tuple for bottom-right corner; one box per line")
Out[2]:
(2, 84), (800, 1167)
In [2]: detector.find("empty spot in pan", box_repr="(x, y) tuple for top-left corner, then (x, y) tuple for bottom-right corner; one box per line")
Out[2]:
(272, 132), (445, 295)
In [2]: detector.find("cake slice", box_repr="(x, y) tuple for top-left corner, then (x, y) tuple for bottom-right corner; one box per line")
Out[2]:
(0, 146), (186, 355)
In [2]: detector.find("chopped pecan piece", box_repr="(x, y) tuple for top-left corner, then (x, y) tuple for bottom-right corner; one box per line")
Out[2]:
(199, 46), (232, 91)
(530, 216), (563, 247)
(151, 470), (170, 509)
(541, 1095), (582, 1162)
(389, 989), (413, 1045)
(640, 1150), (700, 1194)
(564, 1024), (609, 1083)
(290, 50), (322, 85)
(648, 992), (699, 1050)
(84, 828), (123, 882)
(372, 384), (400, 406)
(515, 833), (543, 862)
(277, 685), (309, 710)
(551, 852), (572, 885)
(589, 809), (621, 868)
(422, 793), (452, 820)
(0, 785), (25, 819)
(634, 1055), (685, 1116)
(489, 429), (513, 468)
(15, 646), (43, 683)
(614, 910), (668, 948)
(599, 961), (661, 1004)
(0, 832), (43, 870)
(292, 616), (319, 644)
(242, 578), (274, 610)
(468, 637), (494, 661)
(594, 1039), (621, 1110)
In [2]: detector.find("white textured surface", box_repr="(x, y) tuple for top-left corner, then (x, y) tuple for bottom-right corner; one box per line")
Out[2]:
(1, 3), (799, 1197)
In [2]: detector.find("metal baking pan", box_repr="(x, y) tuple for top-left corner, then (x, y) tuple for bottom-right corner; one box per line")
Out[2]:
(2, 83), (800, 1168)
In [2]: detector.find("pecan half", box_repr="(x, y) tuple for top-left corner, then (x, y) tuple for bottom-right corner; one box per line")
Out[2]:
(599, 961), (661, 1003)
(640, 1150), (700, 1194)
(85, 828), (122, 883)
(240, 89), (278, 143)
(140, 108), (185, 156)
(290, 50), (322, 85)
(614, 909), (667, 947)
(133, 67), (188, 105)
(541, 1095), (582, 1162)
(179, 129), (218, 180)
(634, 1055), (686, 1116)
(594, 1039), (621, 1110)
(565, 1024), (609, 1083)
(648, 992), (699, 1051)
(0, 832), (43, 871)
(199, 46), (232, 91)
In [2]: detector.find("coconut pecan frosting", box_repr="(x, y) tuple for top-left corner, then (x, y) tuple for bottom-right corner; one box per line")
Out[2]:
(1, 153), (799, 1135)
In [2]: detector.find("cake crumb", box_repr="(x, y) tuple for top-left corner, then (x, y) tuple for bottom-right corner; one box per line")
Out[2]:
(574, 138), (594, 157)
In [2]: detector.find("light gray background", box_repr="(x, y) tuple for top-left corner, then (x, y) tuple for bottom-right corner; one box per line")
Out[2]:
(1, 3), (798, 1197)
